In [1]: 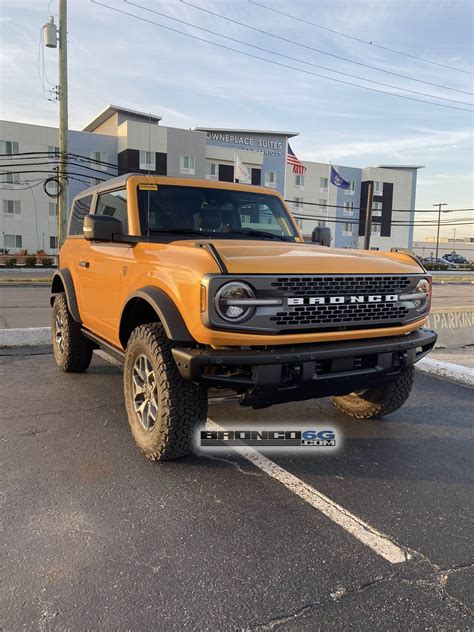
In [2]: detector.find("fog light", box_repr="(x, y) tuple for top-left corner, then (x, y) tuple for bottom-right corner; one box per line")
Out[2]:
(215, 282), (255, 322)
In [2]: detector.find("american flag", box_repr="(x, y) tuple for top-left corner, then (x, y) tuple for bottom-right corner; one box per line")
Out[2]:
(287, 144), (306, 175)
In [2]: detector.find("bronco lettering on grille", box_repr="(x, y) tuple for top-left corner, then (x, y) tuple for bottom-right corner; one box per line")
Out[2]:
(287, 295), (399, 306)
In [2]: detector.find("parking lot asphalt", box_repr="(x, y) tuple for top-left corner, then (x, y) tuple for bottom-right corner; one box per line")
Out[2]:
(1, 349), (473, 631)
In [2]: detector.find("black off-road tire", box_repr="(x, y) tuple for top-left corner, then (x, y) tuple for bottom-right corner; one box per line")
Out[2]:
(331, 366), (415, 419)
(51, 292), (93, 372)
(123, 323), (208, 461)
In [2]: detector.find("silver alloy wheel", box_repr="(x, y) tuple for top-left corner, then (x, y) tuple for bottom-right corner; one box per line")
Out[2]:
(132, 354), (159, 431)
(55, 312), (64, 354)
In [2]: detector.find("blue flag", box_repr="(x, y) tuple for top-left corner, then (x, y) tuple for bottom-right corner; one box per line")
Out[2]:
(330, 166), (350, 189)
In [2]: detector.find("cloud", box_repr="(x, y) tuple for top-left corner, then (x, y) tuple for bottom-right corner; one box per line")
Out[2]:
(302, 129), (473, 163)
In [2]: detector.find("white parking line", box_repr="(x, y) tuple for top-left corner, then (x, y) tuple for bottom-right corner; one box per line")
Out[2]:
(207, 419), (410, 565)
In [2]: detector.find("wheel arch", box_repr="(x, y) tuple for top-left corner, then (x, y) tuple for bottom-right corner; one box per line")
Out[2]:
(50, 268), (81, 323)
(119, 286), (194, 349)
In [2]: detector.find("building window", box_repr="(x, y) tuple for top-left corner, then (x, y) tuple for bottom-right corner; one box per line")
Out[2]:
(374, 181), (383, 195)
(295, 218), (302, 228)
(4, 234), (22, 249)
(294, 174), (304, 189)
(265, 171), (277, 188)
(49, 236), (58, 250)
(0, 140), (19, 155)
(206, 162), (218, 180)
(345, 180), (355, 195)
(372, 201), (382, 217)
(294, 196), (303, 210)
(344, 201), (353, 216)
(49, 202), (57, 217)
(318, 220), (326, 228)
(48, 145), (59, 156)
(372, 222), (381, 235)
(2, 172), (20, 184)
(320, 177), (328, 191)
(139, 150), (156, 171)
(90, 151), (108, 171)
(180, 155), (195, 175)
(342, 222), (352, 236)
(3, 200), (21, 216)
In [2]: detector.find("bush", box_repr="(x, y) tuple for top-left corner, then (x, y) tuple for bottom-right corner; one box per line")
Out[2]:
(41, 257), (53, 267)
(25, 256), (37, 267)
(423, 264), (446, 271)
(5, 257), (17, 267)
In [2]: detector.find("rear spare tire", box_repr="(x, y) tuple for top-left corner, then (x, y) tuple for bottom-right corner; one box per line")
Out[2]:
(331, 366), (414, 419)
(123, 323), (208, 461)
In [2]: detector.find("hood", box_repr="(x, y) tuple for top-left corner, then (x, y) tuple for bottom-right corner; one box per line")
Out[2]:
(178, 239), (423, 275)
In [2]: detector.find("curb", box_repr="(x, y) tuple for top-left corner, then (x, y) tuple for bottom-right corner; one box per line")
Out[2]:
(416, 357), (473, 388)
(1, 327), (472, 388)
(0, 327), (51, 348)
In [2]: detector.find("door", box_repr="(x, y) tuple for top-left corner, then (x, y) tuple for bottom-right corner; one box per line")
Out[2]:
(79, 188), (131, 344)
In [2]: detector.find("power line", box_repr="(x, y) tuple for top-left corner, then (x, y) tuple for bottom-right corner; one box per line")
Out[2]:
(178, 0), (473, 96)
(1, 154), (473, 213)
(293, 213), (474, 227)
(122, 0), (473, 108)
(0, 160), (120, 178)
(249, 0), (473, 76)
(285, 199), (474, 213)
(90, 2), (472, 114)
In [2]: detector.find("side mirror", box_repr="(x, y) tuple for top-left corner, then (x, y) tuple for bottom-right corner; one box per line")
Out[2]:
(83, 214), (123, 241)
(311, 226), (331, 247)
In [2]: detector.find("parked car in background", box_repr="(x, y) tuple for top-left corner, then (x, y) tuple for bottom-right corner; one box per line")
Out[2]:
(442, 253), (469, 264)
(421, 257), (457, 270)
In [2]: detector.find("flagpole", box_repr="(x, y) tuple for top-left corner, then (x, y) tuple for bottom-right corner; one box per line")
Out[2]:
(327, 161), (332, 226)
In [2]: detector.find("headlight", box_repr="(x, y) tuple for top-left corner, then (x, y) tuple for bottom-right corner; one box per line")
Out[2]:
(399, 278), (431, 312)
(215, 281), (255, 322)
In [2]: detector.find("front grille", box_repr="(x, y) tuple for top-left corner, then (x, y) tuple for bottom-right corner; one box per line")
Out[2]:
(205, 273), (423, 333)
(270, 303), (408, 327)
(271, 275), (411, 297)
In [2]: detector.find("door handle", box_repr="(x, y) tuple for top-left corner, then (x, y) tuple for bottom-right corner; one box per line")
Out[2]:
(79, 260), (90, 268)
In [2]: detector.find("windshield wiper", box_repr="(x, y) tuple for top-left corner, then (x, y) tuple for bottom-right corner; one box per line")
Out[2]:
(225, 228), (290, 241)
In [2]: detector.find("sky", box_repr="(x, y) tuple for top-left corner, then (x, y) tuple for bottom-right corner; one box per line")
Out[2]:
(0, 0), (473, 240)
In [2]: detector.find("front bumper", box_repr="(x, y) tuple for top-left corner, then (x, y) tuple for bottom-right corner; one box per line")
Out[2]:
(172, 328), (437, 407)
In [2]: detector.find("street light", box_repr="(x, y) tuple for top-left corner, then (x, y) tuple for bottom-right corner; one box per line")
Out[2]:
(452, 228), (456, 254)
(432, 203), (447, 260)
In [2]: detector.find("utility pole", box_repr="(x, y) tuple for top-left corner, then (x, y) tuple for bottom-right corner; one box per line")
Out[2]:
(43, 1), (68, 248)
(363, 182), (373, 250)
(432, 203), (447, 260)
(452, 228), (456, 253)
(58, 0), (68, 248)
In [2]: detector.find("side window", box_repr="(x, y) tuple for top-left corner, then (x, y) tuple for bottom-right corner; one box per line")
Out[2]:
(69, 195), (93, 236)
(96, 189), (128, 233)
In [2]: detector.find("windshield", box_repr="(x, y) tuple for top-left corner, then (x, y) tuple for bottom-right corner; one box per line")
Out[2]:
(137, 185), (298, 241)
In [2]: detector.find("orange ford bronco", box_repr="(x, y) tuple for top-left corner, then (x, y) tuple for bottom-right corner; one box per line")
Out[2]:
(51, 174), (436, 460)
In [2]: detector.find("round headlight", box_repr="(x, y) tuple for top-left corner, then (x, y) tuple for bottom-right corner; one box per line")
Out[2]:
(215, 282), (255, 322)
(414, 278), (431, 310)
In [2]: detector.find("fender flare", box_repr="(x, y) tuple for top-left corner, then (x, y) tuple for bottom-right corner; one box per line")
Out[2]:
(119, 286), (194, 343)
(50, 268), (82, 323)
